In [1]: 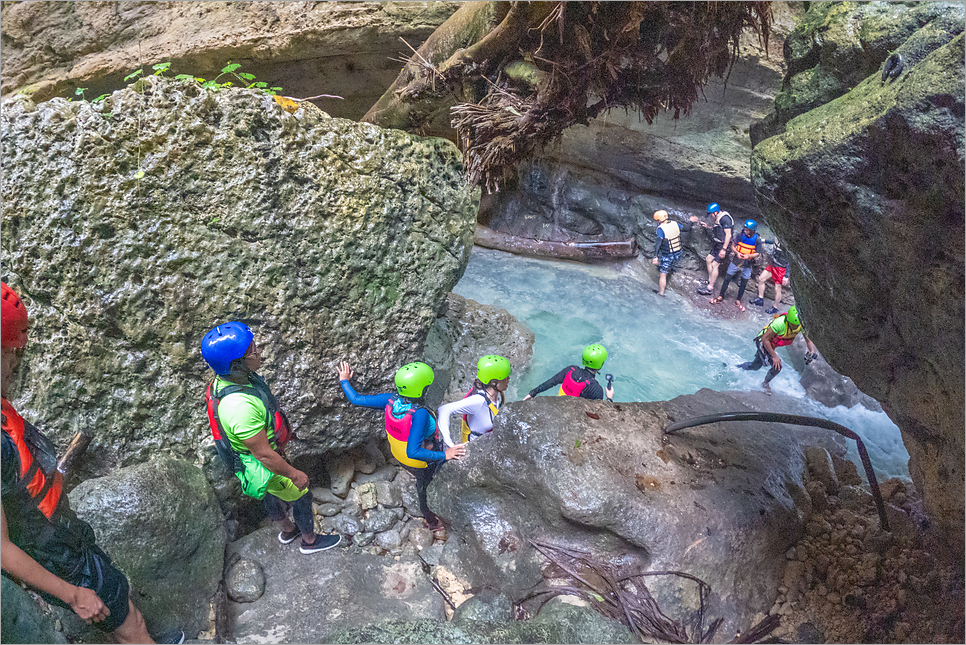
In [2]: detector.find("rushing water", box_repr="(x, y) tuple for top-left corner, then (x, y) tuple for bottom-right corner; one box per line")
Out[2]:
(453, 247), (911, 482)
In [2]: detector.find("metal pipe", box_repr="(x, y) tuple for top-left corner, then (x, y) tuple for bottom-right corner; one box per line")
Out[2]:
(664, 412), (890, 532)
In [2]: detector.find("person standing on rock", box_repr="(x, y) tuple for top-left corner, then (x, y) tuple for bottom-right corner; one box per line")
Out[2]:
(711, 219), (762, 312)
(696, 202), (735, 296)
(1, 282), (185, 644)
(202, 321), (341, 555)
(438, 355), (511, 446)
(738, 305), (819, 387)
(651, 209), (699, 296)
(337, 361), (465, 536)
(749, 238), (790, 314)
(523, 344), (614, 401)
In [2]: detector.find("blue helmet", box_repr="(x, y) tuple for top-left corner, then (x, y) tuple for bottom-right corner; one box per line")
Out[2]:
(201, 322), (254, 375)
(707, 203), (720, 214)
(744, 219), (758, 232)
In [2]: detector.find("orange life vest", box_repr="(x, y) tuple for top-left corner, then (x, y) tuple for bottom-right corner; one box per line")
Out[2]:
(1, 398), (63, 520)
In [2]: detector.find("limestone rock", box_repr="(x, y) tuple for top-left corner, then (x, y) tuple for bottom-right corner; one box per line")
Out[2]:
(227, 527), (444, 643)
(68, 457), (225, 638)
(424, 292), (535, 405)
(751, 8), (965, 545)
(0, 76), (479, 472)
(226, 559), (266, 603)
(355, 464), (398, 485)
(375, 480), (402, 508)
(429, 389), (847, 637)
(1, 577), (67, 644)
(363, 508), (398, 534)
(0, 1), (461, 120)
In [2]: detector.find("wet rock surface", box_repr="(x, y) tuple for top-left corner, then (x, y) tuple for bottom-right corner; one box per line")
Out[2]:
(226, 527), (445, 643)
(0, 577), (68, 645)
(428, 388), (850, 637)
(68, 457), (226, 638)
(751, 3), (965, 544)
(225, 559), (266, 604)
(0, 75), (479, 472)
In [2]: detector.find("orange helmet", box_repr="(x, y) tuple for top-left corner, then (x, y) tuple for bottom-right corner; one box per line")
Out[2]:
(1, 282), (29, 348)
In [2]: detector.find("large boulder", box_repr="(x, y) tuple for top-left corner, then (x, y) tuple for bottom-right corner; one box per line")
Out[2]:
(1, 76), (479, 472)
(751, 4), (964, 548)
(428, 389), (852, 639)
(0, 1), (461, 119)
(0, 577), (67, 645)
(225, 527), (445, 643)
(67, 457), (226, 638)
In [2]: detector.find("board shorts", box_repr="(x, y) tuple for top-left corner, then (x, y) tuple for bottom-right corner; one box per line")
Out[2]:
(657, 250), (682, 273)
(709, 241), (727, 262)
(766, 265), (787, 283)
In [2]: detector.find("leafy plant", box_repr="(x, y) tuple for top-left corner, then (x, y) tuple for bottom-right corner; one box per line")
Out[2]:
(172, 62), (282, 95)
(123, 69), (143, 82)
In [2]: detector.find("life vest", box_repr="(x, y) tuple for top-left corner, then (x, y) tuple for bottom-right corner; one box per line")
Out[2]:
(771, 242), (788, 268)
(658, 221), (682, 254)
(735, 231), (760, 257)
(1, 398), (63, 521)
(712, 212), (734, 244)
(758, 314), (802, 347)
(384, 397), (439, 469)
(558, 368), (589, 397)
(205, 373), (292, 473)
(460, 387), (500, 443)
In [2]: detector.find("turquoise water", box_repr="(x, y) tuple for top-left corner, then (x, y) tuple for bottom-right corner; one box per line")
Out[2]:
(454, 247), (911, 482)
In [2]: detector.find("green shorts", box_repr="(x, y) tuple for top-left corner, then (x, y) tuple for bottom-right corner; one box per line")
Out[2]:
(236, 453), (305, 502)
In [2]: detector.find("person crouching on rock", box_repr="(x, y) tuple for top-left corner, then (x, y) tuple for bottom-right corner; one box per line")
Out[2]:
(522, 344), (614, 402)
(337, 361), (465, 537)
(437, 355), (512, 446)
(1, 282), (185, 644)
(202, 322), (341, 555)
(737, 306), (819, 387)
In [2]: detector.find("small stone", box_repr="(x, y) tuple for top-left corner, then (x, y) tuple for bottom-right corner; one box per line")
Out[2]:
(356, 464), (398, 485)
(325, 454), (355, 498)
(317, 502), (341, 517)
(333, 514), (361, 535)
(785, 547), (797, 560)
(826, 591), (841, 605)
(375, 529), (402, 549)
(356, 482), (378, 510)
(410, 526), (434, 551)
(54, 619), (63, 632)
(310, 486), (343, 505)
(226, 559), (266, 603)
(375, 480), (402, 508)
(354, 531), (374, 547)
(363, 508), (397, 533)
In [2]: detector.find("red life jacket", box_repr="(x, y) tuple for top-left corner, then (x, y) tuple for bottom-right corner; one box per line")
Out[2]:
(1, 398), (63, 520)
(205, 374), (292, 472)
(757, 314), (803, 348)
(384, 397), (438, 469)
(559, 368), (589, 397)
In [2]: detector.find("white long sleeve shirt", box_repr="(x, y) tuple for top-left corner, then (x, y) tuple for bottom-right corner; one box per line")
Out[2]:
(437, 392), (501, 447)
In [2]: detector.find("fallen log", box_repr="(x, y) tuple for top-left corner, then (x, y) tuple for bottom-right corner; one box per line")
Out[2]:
(474, 224), (638, 262)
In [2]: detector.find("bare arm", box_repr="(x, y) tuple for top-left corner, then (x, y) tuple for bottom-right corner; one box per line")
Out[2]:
(242, 431), (308, 490)
(1, 503), (110, 624)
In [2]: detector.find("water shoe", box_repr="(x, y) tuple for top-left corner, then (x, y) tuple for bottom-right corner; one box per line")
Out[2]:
(300, 533), (342, 554)
(278, 528), (300, 545)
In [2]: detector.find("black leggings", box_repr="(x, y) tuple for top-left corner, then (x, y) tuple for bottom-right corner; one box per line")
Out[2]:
(719, 271), (749, 301)
(402, 461), (444, 524)
(740, 339), (782, 385)
(263, 491), (314, 536)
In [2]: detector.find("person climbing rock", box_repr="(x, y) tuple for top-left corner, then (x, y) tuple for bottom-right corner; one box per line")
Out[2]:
(202, 322), (340, 555)
(711, 219), (762, 312)
(750, 238), (790, 314)
(738, 305), (819, 387)
(651, 209), (698, 296)
(696, 202), (734, 296)
(337, 361), (465, 536)
(523, 344), (614, 401)
(438, 355), (511, 446)
(1, 282), (185, 645)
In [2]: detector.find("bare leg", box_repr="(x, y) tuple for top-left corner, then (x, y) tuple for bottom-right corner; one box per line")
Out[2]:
(773, 279), (783, 308)
(658, 272), (668, 296)
(758, 271), (771, 299)
(707, 260), (720, 291)
(114, 601), (154, 644)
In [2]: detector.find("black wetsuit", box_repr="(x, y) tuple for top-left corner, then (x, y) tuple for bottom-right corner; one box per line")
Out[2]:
(528, 366), (605, 400)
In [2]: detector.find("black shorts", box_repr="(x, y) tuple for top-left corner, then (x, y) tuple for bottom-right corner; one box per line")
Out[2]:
(709, 242), (726, 262)
(35, 526), (131, 632)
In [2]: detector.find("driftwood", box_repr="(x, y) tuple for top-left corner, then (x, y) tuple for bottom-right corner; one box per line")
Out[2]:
(474, 224), (637, 262)
(56, 430), (93, 485)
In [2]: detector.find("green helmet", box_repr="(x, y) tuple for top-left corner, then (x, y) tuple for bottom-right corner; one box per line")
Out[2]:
(395, 362), (434, 398)
(477, 355), (511, 385)
(582, 344), (608, 370)
(786, 306), (800, 326)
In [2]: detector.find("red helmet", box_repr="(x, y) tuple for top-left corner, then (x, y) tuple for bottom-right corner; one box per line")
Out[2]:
(1, 282), (30, 348)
